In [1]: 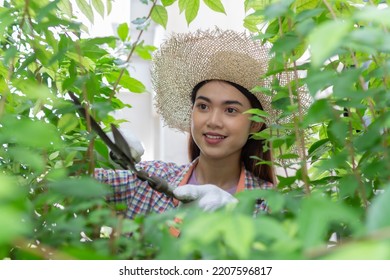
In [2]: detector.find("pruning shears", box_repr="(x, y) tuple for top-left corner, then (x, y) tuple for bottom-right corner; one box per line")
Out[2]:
(68, 91), (180, 200)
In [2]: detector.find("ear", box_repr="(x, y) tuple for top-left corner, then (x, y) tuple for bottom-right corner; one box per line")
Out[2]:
(250, 121), (263, 134)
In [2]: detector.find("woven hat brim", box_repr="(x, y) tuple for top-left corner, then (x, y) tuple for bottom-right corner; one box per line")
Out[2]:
(151, 28), (311, 132)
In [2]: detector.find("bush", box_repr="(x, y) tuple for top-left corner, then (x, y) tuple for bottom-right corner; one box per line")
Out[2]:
(0, 0), (389, 259)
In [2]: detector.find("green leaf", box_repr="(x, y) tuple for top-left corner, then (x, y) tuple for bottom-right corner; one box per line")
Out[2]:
(338, 174), (360, 199)
(354, 127), (381, 153)
(0, 175), (30, 245)
(203, 0), (226, 14)
(48, 177), (110, 198)
(366, 184), (390, 233)
(135, 44), (157, 60)
(322, 240), (390, 260)
(106, 0), (112, 14)
(249, 115), (266, 123)
(178, 0), (189, 13)
(277, 175), (298, 188)
(151, 5), (168, 29)
(94, 138), (109, 160)
(180, 211), (254, 258)
(308, 138), (329, 155)
(76, 0), (94, 24)
(0, 10), (16, 38)
(58, 0), (73, 18)
(120, 76), (146, 93)
(243, 12), (264, 32)
(245, 0), (270, 12)
(185, 0), (200, 24)
(298, 194), (360, 248)
(8, 147), (46, 172)
(0, 174), (24, 200)
(272, 33), (302, 54)
(66, 52), (96, 71)
(254, 216), (291, 241)
(14, 80), (54, 101)
(36, 0), (61, 22)
(224, 214), (254, 259)
(327, 120), (348, 148)
(58, 113), (79, 133)
(0, 206), (30, 245)
(354, 6), (390, 28)
(80, 36), (117, 49)
(106, 72), (146, 93)
(349, 28), (390, 53)
(161, 0), (176, 6)
(1, 116), (63, 149)
(308, 20), (352, 67)
(295, 8), (324, 22)
(92, 0), (105, 18)
(245, 108), (270, 117)
(263, 0), (293, 19)
(305, 68), (336, 95)
(278, 153), (299, 160)
(303, 99), (333, 126)
(245, 189), (285, 213)
(0, 61), (8, 78)
(293, 0), (319, 13)
(117, 22), (129, 42)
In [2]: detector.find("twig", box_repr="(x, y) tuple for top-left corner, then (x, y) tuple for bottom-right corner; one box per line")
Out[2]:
(111, 0), (158, 97)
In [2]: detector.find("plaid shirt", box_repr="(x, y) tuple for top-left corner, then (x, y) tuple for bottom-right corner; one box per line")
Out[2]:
(94, 159), (272, 219)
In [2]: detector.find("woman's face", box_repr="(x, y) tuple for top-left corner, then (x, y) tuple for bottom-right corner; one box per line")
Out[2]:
(191, 80), (259, 161)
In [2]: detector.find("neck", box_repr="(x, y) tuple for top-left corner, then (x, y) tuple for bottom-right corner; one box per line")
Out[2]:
(195, 155), (241, 191)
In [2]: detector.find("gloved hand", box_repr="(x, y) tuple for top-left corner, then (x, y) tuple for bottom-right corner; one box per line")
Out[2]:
(107, 127), (144, 163)
(173, 184), (238, 212)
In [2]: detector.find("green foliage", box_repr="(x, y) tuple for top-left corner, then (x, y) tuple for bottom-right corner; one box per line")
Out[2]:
(203, 0), (226, 14)
(151, 5), (168, 29)
(242, 0), (390, 259)
(1, 0), (390, 260)
(0, 0), (150, 259)
(150, 0), (226, 26)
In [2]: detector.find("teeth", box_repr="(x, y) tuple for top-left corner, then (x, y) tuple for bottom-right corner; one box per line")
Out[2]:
(205, 135), (225, 139)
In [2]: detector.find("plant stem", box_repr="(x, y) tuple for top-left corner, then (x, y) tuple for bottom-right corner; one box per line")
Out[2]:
(346, 108), (368, 208)
(279, 16), (311, 194)
(111, 0), (158, 97)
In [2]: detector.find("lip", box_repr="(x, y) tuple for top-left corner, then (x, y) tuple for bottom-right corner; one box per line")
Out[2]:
(203, 132), (227, 145)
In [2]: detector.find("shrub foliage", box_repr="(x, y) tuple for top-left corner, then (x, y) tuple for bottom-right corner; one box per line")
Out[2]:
(0, 0), (389, 259)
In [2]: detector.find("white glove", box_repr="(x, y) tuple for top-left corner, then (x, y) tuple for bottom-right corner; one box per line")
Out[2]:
(107, 128), (144, 163)
(173, 184), (238, 212)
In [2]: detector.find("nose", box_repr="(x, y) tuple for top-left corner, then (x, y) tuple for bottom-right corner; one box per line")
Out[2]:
(206, 109), (223, 129)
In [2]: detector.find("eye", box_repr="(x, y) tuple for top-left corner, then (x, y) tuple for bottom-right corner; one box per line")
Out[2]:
(226, 107), (238, 114)
(196, 103), (208, 111)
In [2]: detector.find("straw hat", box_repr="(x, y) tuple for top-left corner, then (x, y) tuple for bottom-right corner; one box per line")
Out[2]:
(151, 28), (310, 132)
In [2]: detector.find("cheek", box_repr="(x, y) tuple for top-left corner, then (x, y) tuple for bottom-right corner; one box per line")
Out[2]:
(231, 117), (252, 134)
(191, 110), (204, 130)
(232, 120), (253, 144)
(190, 111), (196, 133)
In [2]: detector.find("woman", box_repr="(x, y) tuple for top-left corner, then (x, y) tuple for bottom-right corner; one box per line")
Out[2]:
(95, 28), (283, 219)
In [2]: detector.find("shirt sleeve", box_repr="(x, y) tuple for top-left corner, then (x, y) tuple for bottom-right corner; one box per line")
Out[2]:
(94, 163), (177, 219)
(94, 168), (138, 203)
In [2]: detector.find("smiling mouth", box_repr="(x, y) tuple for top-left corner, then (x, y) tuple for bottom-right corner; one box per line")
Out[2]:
(204, 134), (226, 139)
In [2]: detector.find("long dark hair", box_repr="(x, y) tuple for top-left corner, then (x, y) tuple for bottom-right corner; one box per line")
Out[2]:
(188, 80), (275, 184)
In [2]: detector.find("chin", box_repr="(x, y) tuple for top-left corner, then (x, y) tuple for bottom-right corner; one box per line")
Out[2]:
(200, 151), (227, 160)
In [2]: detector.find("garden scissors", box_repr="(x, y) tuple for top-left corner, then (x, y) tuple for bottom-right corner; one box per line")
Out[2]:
(68, 91), (180, 200)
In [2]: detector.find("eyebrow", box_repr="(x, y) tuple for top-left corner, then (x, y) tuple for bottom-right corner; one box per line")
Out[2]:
(195, 95), (244, 107)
